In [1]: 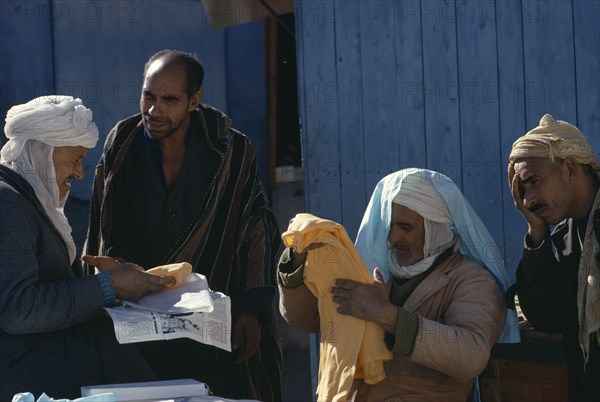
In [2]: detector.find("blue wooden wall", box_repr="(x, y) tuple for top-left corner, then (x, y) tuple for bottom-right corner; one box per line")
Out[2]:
(1, 0), (269, 199)
(295, 0), (600, 281)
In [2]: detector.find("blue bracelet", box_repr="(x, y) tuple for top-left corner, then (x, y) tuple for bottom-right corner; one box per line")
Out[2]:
(96, 271), (116, 306)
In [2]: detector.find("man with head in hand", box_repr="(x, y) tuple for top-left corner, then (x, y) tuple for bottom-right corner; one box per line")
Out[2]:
(509, 114), (600, 401)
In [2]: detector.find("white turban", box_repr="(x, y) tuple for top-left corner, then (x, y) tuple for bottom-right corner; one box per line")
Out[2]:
(389, 173), (457, 278)
(2, 95), (98, 162)
(355, 169), (521, 343)
(509, 114), (599, 175)
(1, 95), (99, 264)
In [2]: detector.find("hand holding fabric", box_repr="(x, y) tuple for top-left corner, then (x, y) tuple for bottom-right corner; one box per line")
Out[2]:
(82, 255), (121, 271)
(84, 255), (174, 301)
(330, 268), (397, 334)
(108, 264), (174, 301)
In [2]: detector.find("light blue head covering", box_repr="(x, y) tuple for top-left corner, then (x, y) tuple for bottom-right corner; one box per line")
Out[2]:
(355, 168), (520, 343)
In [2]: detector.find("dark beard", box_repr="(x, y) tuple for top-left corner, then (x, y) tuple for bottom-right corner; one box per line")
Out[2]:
(143, 116), (184, 141)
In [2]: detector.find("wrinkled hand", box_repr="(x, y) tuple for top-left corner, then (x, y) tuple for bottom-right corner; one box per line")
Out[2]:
(330, 268), (397, 333)
(108, 264), (174, 301)
(84, 255), (174, 301)
(508, 164), (548, 245)
(232, 310), (261, 364)
(82, 255), (121, 271)
(285, 242), (327, 272)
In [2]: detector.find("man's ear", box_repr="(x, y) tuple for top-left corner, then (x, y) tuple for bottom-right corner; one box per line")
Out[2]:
(189, 90), (203, 111)
(563, 157), (578, 178)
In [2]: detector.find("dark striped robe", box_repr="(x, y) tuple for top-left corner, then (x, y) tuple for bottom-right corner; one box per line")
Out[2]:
(84, 104), (282, 401)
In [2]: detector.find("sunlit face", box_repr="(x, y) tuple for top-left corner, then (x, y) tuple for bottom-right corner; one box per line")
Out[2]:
(513, 157), (574, 225)
(388, 204), (425, 266)
(52, 146), (88, 200)
(140, 59), (201, 141)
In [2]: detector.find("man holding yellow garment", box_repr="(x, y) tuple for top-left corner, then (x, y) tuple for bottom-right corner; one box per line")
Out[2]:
(278, 169), (519, 401)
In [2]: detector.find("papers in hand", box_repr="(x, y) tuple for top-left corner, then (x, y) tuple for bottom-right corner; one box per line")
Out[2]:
(104, 273), (231, 351)
(123, 273), (214, 314)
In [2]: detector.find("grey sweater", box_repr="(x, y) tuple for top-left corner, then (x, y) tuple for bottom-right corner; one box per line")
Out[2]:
(0, 166), (154, 399)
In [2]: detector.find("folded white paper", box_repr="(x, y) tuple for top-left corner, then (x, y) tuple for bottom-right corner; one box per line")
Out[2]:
(105, 291), (232, 352)
(123, 273), (214, 314)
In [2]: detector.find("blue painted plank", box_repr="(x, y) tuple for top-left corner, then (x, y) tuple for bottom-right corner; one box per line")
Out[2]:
(420, 0), (462, 186)
(573, 0), (600, 157)
(522, 0), (577, 127)
(358, 1), (401, 194)
(455, 0), (505, 262)
(496, 0), (528, 280)
(0, 0), (54, 141)
(393, 0), (427, 172)
(294, 2), (309, 226)
(51, 0), (226, 199)
(294, 5), (326, 399)
(225, 20), (270, 188)
(334, 1), (366, 239)
(295, 0), (342, 222)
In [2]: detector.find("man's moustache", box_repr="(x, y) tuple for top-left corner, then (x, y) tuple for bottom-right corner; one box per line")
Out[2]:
(528, 204), (546, 213)
(144, 116), (168, 124)
(391, 244), (411, 251)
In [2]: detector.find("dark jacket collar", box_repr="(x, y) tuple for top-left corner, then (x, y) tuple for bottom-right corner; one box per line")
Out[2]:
(0, 165), (72, 264)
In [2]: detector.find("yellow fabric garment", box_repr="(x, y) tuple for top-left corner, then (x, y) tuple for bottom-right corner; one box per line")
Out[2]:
(282, 213), (393, 402)
(147, 262), (192, 288)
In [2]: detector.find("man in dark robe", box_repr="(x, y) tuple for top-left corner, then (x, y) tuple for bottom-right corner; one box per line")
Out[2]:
(84, 50), (282, 401)
(509, 114), (600, 401)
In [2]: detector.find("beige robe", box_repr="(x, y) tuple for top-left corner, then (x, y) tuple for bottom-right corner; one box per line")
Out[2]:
(279, 251), (505, 402)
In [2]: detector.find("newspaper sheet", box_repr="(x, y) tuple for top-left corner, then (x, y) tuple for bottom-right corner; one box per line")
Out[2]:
(105, 291), (231, 352)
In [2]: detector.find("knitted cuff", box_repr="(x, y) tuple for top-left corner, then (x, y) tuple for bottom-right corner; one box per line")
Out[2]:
(96, 271), (116, 306)
(384, 307), (419, 356)
(278, 248), (306, 288)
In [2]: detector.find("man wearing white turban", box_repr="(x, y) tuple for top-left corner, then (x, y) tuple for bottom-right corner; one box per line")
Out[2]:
(0, 95), (174, 399)
(509, 114), (600, 401)
(278, 169), (517, 401)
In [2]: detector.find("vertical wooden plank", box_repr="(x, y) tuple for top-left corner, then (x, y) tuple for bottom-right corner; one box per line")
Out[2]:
(394, 0), (427, 171)
(522, 0), (577, 127)
(294, 1), (308, 209)
(496, 0), (528, 280)
(0, 0), (54, 141)
(291, 6), (319, 399)
(358, 1), (400, 194)
(295, 0), (341, 222)
(421, 0), (462, 186)
(225, 20), (270, 188)
(334, 1), (366, 239)
(265, 16), (278, 189)
(455, 0), (505, 262)
(52, 0), (227, 199)
(573, 0), (600, 157)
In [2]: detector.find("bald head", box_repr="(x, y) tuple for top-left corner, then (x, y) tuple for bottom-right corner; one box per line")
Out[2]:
(144, 50), (204, 98)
